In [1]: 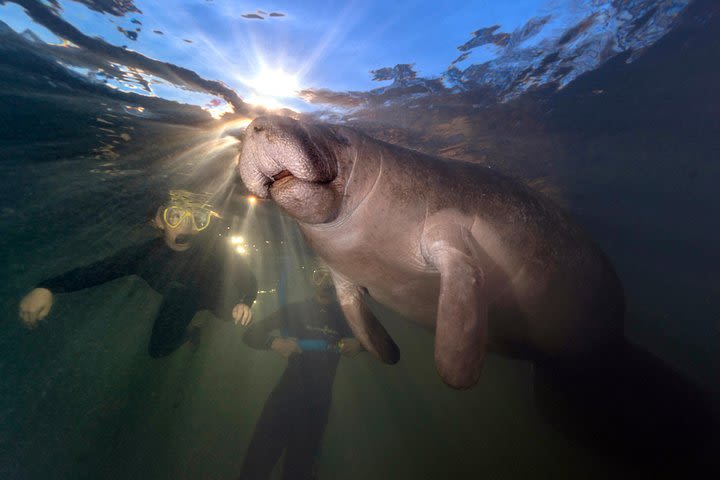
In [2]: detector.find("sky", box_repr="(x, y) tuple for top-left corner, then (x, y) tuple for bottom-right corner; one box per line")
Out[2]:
(0, 0), (690, 115)
(0, 0), (550, 108)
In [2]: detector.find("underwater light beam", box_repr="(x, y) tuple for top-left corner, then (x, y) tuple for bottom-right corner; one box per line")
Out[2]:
(294, 1), (364, 81)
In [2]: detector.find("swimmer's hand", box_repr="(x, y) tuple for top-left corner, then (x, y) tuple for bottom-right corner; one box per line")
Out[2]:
(270, 337), (302, 358)
(232, 303), (253, 326)
(19, 288), (54, 328)
(339, 338), (363, 357)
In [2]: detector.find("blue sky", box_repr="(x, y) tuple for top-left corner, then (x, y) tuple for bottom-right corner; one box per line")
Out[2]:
(128, 0), (547, 90)
(1, 1), (547, 97)
(0, 0), (685, 114)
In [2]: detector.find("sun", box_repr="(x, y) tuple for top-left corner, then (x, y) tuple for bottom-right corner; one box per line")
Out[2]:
(245, 94), (284, 110)
(234, 65), (301, 111)
(248, 68), (300, 99)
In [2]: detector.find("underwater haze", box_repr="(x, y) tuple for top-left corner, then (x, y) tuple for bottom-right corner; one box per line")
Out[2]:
(1, 0), (719, 479)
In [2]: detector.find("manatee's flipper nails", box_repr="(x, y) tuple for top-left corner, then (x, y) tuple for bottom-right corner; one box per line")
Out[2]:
(423, 224), (487, 389)
(333, 275), (400, 364)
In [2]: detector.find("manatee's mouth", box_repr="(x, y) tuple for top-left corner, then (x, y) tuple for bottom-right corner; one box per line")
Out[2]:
(268, 169), (306, 194)
(248, 168), (294, 198)
(263, 169), (295, 196)
(272, 169), (294, 184)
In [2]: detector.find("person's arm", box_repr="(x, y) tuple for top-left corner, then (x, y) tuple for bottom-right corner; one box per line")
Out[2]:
(226, 257), (258, 326)
(235, 261), (258, 307)
(243, 308), (301, 358)
(338, 338), (364, 357)
(19, 241), (148, 328)
(242, 306), (287, 350)
(203, 246), (258, 325)
(35, 242), (147, 294)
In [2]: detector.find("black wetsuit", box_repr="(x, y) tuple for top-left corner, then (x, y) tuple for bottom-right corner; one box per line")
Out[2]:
(239, 298), (353, 480)
(37, 235), (257, 357)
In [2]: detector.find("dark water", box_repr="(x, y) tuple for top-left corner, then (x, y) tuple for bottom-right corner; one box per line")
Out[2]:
(1, 1), (719, 479)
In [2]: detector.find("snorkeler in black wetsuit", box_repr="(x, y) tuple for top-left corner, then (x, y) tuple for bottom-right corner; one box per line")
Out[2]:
(238, 265), (363, 480)
(18, 190), (258, 357)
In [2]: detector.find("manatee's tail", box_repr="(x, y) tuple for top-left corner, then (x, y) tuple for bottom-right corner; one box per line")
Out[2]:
(533, 340), (719, 474)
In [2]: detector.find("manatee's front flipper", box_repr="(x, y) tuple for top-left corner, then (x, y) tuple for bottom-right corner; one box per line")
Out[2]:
(423, 223), (487, 389)
(332, 273), (400, 364)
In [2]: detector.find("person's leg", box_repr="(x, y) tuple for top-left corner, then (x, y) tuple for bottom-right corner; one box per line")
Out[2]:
(148, 288), (200, 358)
(282, 390), (332, 480)
(238, 382), (293, 480)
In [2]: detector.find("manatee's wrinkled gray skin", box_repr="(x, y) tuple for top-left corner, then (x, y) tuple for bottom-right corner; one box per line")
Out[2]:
(237, 115), (625, 389)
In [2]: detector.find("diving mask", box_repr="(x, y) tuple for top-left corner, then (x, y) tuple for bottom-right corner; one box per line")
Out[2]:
(311, 267), (332, 287)
(163, 205), (219, 231)
(163, 190), (221, 231)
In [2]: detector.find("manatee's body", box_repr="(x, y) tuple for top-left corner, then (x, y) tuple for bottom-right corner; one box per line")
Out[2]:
(238, 115), (625, 388)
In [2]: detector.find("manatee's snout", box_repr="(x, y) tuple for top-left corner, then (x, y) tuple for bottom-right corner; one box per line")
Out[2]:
(237, 115), (338, 199)
(236, 115), (343, 224)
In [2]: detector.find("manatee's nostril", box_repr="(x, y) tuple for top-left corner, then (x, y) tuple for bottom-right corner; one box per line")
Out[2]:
(253, 125), (265, 133)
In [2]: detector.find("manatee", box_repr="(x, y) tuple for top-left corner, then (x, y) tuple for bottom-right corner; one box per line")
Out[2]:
(237, 115), (625, 389)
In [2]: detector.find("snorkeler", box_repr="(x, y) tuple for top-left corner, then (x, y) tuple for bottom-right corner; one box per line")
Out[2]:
(18, 190), (258, 358)
(238, 263), (363, 480)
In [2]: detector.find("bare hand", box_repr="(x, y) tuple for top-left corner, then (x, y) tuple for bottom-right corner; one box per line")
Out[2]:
(271, 337), (302, 358)
(19, 288), (54, 328)
(232, 303), (253, 326)
(339, 338), (363, 357)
